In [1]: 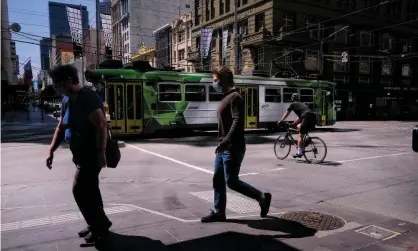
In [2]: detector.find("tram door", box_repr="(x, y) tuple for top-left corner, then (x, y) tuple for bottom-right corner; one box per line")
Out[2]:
(237, 86), (259, 128)
(107, 82), (143, 135)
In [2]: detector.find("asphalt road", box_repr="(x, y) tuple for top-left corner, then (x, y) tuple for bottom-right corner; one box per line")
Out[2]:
(1, 121), (418, 251)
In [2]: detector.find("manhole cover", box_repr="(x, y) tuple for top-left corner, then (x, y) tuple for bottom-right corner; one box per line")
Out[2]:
(279, 211), (345, 231)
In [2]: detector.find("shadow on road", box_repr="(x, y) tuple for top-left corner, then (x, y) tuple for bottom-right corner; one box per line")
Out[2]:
(96, 230), (302, 251)
(295, 160), (343, 167)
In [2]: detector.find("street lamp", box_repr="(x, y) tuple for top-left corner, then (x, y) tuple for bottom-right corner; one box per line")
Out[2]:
(9, 23), (21, 32)
(319, 25), (349, 76)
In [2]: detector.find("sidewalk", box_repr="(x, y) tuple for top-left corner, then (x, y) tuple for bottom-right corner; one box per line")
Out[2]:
(1, 107), (58, 142)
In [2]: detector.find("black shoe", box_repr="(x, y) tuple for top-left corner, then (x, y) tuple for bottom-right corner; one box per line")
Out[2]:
(292, 153), (303, 158)
(78, 226), (91, 238)
(201, 211), (226, 223)
(84, 230), (109, 244)
(260, 193), (272, 218)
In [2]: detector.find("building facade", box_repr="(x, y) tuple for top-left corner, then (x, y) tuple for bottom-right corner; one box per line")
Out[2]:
(131, 45), (156, 67)
(51, 35), (74, 66)
(154, 24), (172, 68)
(100, 0), (112, 15)
(40, 38), (52, 71)
(84, 29), (106, 69)
(1, 0), (14, 85)
(48, 2), (89, 37)
(171, 12), (195, 72)
(111, 0), (123, 60)
(190, 0), (418, 120)
(112, 0), (193, 64)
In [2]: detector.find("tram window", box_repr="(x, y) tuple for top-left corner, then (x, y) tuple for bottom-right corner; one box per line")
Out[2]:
(135, 85), (142, 119)
(158, 83), (181, 102)
(108, 85), (115, 120)
(283, 87), (298, 102)
(127, 85), (134, 119)
(208, 86), (223, 101)
(300, 89), (314, 103)
(185, 85), (206, 102)
(265, 88), (281, 103)
(116, 85), (124, 120)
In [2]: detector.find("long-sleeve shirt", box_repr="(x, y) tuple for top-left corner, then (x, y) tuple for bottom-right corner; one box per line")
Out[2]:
(217, 89), (245, 151)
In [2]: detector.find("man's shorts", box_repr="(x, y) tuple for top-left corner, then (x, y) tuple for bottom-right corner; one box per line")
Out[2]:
(300, 113), (316, 135)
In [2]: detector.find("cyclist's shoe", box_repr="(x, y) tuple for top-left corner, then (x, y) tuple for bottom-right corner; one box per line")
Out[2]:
(292, 153), (303, 158)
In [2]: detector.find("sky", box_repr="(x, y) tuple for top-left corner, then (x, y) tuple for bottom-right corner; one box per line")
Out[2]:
(8, 0), (96, 77)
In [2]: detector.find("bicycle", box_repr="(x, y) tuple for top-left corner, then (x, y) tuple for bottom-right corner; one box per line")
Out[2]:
(274, 122), (327, 164)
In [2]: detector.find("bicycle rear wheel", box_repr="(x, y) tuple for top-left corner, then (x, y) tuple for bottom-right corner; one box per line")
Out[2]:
(303, 136), (327, 164)
(274, 135), (291, 160)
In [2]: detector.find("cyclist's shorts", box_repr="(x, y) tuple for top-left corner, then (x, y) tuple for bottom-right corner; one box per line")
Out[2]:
(300, 113), (316, 135)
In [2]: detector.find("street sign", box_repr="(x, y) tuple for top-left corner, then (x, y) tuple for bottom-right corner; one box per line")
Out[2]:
(341, 52), (348, 63)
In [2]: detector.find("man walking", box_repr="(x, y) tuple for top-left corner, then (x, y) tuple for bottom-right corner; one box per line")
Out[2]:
(45, 65), (111, 244)
(201, 66), (272, 223)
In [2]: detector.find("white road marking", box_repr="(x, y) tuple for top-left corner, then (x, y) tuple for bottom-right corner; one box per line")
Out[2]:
(189, 190), (278, 214)
(240, 168), (285, 177)
(336, 152), (412, 163)
(127, 144), (214, 174)
(1, 205), (137, 232)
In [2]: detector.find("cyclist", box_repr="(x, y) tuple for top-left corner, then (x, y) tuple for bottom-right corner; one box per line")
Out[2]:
(278, 93), (317, 158)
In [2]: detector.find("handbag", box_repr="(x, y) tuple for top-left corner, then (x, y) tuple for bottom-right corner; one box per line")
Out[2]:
(105, 126), (121, 168)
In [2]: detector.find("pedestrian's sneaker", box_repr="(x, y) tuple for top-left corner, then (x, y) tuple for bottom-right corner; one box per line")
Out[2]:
(201, 210), (226, 223)
(259, 193), (272, 217)
(78, 226), (90, 238)
(292, 153), (303, 158)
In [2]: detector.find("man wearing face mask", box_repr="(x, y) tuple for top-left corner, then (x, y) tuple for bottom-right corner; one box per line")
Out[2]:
(45, 65), (111, 244)
(201, 66), (272, 223)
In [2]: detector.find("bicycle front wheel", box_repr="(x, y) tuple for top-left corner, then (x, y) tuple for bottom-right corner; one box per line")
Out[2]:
(274, 135), (291, 160)
(303, 136), (327, 164)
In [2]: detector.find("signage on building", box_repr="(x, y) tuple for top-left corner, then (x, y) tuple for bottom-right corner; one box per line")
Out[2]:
(200, 28), (213, 58)
(66, 6), (83, 45)
(61, 52), (75, 65)
(100, 14), (112, 47)
(222, 29), (228, 59)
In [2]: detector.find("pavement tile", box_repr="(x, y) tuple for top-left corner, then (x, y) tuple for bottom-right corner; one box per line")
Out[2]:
(316, 230), (379, 251)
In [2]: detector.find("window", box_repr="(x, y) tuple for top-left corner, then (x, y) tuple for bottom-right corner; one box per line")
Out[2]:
(381, 59), (392, 76)
(209, 86), (223, 101)
(178, 49), (185, 61)
(226, 0), (230, 12)
(220, 0), (224, 15)
(305, 17), (320, 40)
(158, 83), (181, 102)
(401, 40), (413, 53)
(196, 36), (200, 49)
(382, 33), (392, 50)
(358, 76), (371, 85)
(255, 13), (265, 32)
(360, 32), (373, 47)
(402, 64), (411, 77)
(337, 0), (349, 9)
(333, 75), (349, 85)
(284, 13), (294, 28)
(299, 89), (314, 103)
(185, 85), (206, 102)
(265, 88), (281, 103)
(305, 52), (318, 70)
(283, 87), (298, 102)
(257, 47), (264, 68)
(211, 0), (215, 19)
(334, 25), (349, 43)
(359, 57), (372, 74)
(243, 0), (248, 4)
(333, 52), (348, 72)
(178, 31), (185, 43)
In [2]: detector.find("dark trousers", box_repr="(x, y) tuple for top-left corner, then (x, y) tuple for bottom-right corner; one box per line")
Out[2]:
(213, 149), (263, 213)
(72, 161), (111, 233)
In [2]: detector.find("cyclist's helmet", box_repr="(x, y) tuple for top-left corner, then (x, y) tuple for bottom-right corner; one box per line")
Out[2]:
(291, 93), (300, 102)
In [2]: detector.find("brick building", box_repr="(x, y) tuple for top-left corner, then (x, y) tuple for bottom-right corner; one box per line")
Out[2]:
(189, 0), (418, 120)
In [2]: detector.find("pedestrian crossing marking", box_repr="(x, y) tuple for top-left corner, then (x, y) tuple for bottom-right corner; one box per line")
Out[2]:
(190, 190), (277, 214)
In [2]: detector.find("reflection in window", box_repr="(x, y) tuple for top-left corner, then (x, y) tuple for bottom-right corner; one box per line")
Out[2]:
(265, 88), (281, 103)
(185, 85), (206, 102)
(283, 87), (298, 102)
(135, 85), (142, 119)
(127, 85), (134, 119)
(108, 85), (115, 120)
(300, 88), (314, 103)
(209, 86), (223, 101)
(158, 83), (181, 102)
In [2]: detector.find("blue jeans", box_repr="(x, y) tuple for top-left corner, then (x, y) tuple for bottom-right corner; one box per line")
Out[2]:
(213, 149), (263, 213)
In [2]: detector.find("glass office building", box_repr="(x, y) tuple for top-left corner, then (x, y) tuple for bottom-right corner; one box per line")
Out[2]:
(48, 1), (89, 37)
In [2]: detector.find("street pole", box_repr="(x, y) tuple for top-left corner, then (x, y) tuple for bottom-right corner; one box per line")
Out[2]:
(233, 0), (239, 74)
(96, 0), (101, 66)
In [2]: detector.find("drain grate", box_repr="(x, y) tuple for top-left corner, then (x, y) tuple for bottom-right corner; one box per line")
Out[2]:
(279, 211), (345, 231)
(355, 225), (401, 240)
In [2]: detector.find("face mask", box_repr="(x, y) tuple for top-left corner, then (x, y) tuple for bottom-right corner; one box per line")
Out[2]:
(212, 82), (223, 93)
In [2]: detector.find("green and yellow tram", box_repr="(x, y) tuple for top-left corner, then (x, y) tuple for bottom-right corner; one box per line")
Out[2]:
(86, 60), (336, 136)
